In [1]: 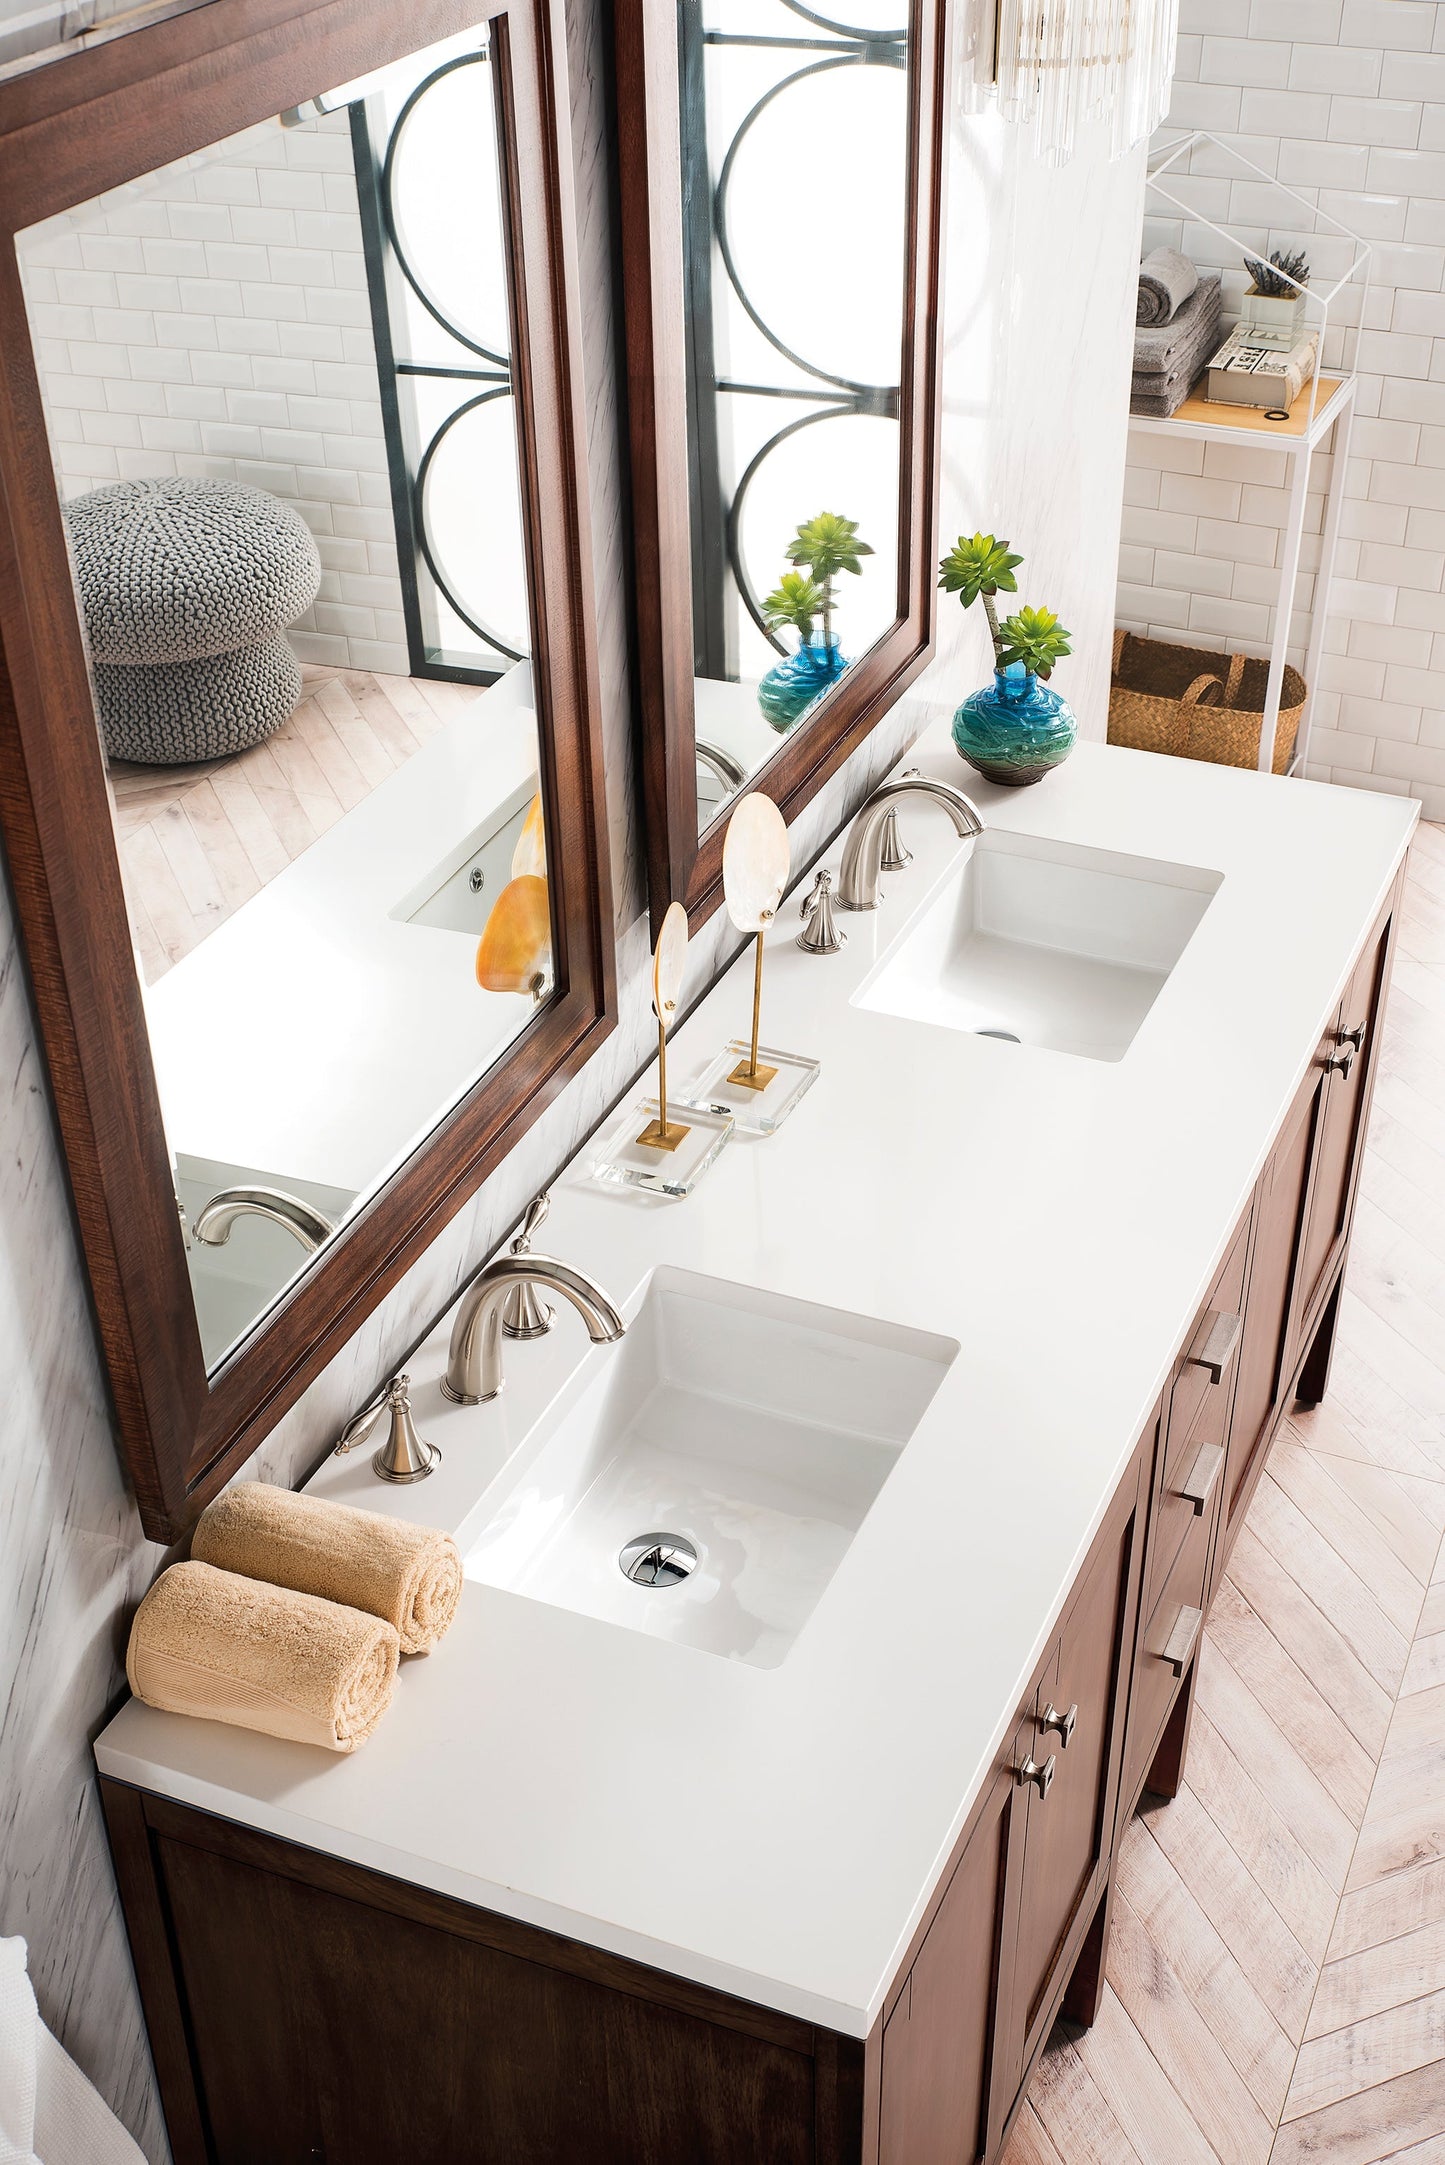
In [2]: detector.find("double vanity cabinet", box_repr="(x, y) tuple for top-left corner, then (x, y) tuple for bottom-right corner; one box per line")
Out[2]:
(93, 742), (1416, 2165)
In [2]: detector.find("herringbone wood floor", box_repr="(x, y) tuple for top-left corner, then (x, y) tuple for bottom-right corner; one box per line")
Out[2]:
(1003, 820), (1445, 2165)
(107, 665), (477, 984)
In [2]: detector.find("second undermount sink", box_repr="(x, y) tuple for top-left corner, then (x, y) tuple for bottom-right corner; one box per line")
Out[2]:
(852, 829), (1222, 1062)
(464, 1268), (957, 1668)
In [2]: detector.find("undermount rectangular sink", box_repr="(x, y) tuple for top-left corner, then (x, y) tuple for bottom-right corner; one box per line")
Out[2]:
(464, 1269), (957, 1668)
(852, 830), (1222, 1063)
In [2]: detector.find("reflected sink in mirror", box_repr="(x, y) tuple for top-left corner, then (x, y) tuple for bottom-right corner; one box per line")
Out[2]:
(391, 780), (536, 937)
(852, 831), (1223, 1063)
(465, 1269), (957, 1668)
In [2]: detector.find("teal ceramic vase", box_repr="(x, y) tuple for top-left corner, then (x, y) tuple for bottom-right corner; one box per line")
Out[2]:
(951, 661), (1076, 787)
(757, 633), (849, 734)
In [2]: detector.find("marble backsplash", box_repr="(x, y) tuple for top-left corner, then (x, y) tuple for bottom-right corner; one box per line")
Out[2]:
(0, 4), (1143, 2148)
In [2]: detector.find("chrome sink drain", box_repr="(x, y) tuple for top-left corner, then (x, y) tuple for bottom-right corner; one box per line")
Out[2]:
(619, 1533), (698, 1587)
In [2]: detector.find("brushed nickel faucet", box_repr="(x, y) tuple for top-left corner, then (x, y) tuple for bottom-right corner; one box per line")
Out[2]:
(836, 774), (985, 911)
(191, 1184), (335, 1252)
(442, 1247), (625, 1405)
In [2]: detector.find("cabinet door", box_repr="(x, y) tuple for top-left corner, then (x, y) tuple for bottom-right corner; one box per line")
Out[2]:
(1294, 921), (1390, 1334)
(879, 1744), (1026, 2165)
(1010, 1486), (1140, 2072)
(1218, 1060), (1323, 1558)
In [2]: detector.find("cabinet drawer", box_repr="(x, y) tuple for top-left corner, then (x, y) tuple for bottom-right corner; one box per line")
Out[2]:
(1150, 1215), (1249, 1611)
(1127, 1488), (1212, 1809)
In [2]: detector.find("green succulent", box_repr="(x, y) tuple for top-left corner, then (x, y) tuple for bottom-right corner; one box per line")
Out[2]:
(761, 570), (826, 645)
(997, 604), (1072, 681)
(787, 511), (873, 584)
(780, 510), (873, 652)
(938, 532), (1023, 610)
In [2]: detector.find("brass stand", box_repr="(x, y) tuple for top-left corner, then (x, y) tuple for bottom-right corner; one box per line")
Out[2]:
(636, 1017), (690, 1152)
(728, 930), (779, 1092)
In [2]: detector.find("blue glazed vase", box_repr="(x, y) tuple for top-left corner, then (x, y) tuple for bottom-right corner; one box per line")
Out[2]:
(951, 662), (1077, 787)
(757, 633), (849, 734)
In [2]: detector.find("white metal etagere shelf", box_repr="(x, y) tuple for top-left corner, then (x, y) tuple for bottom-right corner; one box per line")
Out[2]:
(1132, 132), (1373, 776)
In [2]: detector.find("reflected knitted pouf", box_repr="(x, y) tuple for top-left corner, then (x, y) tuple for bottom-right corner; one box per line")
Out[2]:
(63, 476), (322, 764)
(93, 636), (304, 766)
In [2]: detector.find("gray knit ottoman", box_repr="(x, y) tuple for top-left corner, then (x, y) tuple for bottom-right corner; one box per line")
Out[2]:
(63, 477), (322, 765)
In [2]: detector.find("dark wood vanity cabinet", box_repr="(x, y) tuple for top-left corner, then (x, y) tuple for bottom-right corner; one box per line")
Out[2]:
(879, 1452), (1146, 2165)
(1212, 898), (1395, 1586)
(101, 881), (1406, 2165)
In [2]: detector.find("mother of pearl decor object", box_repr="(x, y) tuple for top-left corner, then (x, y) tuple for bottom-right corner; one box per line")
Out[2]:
(680, 793), (821, 1137)
(586, 901), (733, 1198)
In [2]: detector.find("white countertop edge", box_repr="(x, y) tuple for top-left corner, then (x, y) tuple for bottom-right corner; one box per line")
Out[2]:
(92, 1734), (879, 2036)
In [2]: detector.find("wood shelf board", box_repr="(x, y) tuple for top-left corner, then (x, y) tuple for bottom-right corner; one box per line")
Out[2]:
(1134, 376), (1347, 443)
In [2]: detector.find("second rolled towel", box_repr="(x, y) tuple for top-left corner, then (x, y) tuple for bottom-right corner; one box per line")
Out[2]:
(193, 1481), (463, 1655)
(127, 1562), (399, 1752)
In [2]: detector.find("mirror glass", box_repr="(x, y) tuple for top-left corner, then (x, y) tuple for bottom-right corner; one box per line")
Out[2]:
(677, 0), (909, 829)
(17, 21), (556, 1371)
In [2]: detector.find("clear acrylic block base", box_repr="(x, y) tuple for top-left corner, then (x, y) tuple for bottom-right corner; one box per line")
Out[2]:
(585, 1097), (733, 1198)
(679, 1041), (820, 1136)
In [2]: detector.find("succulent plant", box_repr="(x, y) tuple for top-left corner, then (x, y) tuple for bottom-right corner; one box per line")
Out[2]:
(997, 604), (1072, 681)
(938, 532), (1071, 683)
(938, 532), (1024, 656)
(1243, 247), (1310, 298)
(784, 512), (873, 651)
(761, 569), (826, 645)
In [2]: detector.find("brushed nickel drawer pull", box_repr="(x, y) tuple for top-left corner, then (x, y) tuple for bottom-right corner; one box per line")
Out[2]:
(1339, 1022), (1365, 1050)
(1016, 1753), (1056, 1799)
(1187, 1310), (1242, 1386)
(1323, 1046), (1355, 1079)
(1180, 1441), (1224, 1517)
(1160, 1605), (1204, 1680)
(1039, 1701), (1077, 1749)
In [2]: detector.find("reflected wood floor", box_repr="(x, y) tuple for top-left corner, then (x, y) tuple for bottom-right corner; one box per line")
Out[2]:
(1002, 819), (1445, 2165)
(107, 665), (479, 983)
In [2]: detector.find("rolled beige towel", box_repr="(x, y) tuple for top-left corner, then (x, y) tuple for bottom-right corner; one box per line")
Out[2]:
(192, 1481), (462, 1655)
(127, 1561), (399, 1752)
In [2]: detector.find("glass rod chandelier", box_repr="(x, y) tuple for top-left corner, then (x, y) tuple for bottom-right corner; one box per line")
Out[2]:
(973, 0), (1180, 165)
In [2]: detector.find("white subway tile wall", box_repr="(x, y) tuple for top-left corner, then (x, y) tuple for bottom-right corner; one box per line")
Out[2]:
(18, 113), (410, 677)
(1120, 0), (1445, 817)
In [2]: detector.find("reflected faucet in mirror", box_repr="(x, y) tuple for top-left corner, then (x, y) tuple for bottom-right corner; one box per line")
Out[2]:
(190, 1186), (337, 1254)
(443, 1252), (625, 1406)
(837, 776), (986, 912)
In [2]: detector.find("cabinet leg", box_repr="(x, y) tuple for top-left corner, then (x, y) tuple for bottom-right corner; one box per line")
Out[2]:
(1144, 1660), (1199, 1803)
(1296, 1276), (1342, 1409)
(1059, 1883), (1112, 2033)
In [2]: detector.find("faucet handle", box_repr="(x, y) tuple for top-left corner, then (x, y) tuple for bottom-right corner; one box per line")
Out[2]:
(504, 1193), (555, 1339)
(371, 1373), (440, 1485)
(796, 870), (847, 956)
(511, 1191), (551, 1255)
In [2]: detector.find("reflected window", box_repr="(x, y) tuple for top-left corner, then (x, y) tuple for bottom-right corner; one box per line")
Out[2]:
(351, 35), (528, 681)
(680, 0), (907, 690)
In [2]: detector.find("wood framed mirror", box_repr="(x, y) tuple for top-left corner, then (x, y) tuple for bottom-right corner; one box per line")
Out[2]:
(0, 0), (615, 1540)
(615, 0), (950, 935)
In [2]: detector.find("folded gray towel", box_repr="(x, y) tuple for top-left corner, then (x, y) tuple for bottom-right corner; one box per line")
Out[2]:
(1133, 273), (1221, 377)
(1137, 248), (1199, 327)
(1131, 321), (1219, 396)
(1131, 383), (1196, 418)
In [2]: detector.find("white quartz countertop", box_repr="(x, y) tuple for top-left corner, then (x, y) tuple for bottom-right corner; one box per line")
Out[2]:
(96, 727), (1419, 2037)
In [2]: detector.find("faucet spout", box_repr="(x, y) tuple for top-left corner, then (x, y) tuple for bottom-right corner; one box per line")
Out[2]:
(191, 1185), (335, 1253)
(836, 775), (985, 911)
(443, 1250), (625, 1405)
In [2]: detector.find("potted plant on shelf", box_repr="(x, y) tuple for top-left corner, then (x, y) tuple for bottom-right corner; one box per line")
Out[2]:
(756, 511), (871, 733)
(941, 532), (1076, 787)
(1239, 248), (1309, 351)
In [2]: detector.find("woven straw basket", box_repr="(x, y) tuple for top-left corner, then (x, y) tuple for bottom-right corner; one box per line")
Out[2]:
(1108, 629), (1304, 775)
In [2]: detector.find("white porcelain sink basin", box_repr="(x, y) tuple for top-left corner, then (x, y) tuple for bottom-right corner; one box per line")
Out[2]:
(852, 830), (1222, 1062)
(464, 1268), (956, 1667)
